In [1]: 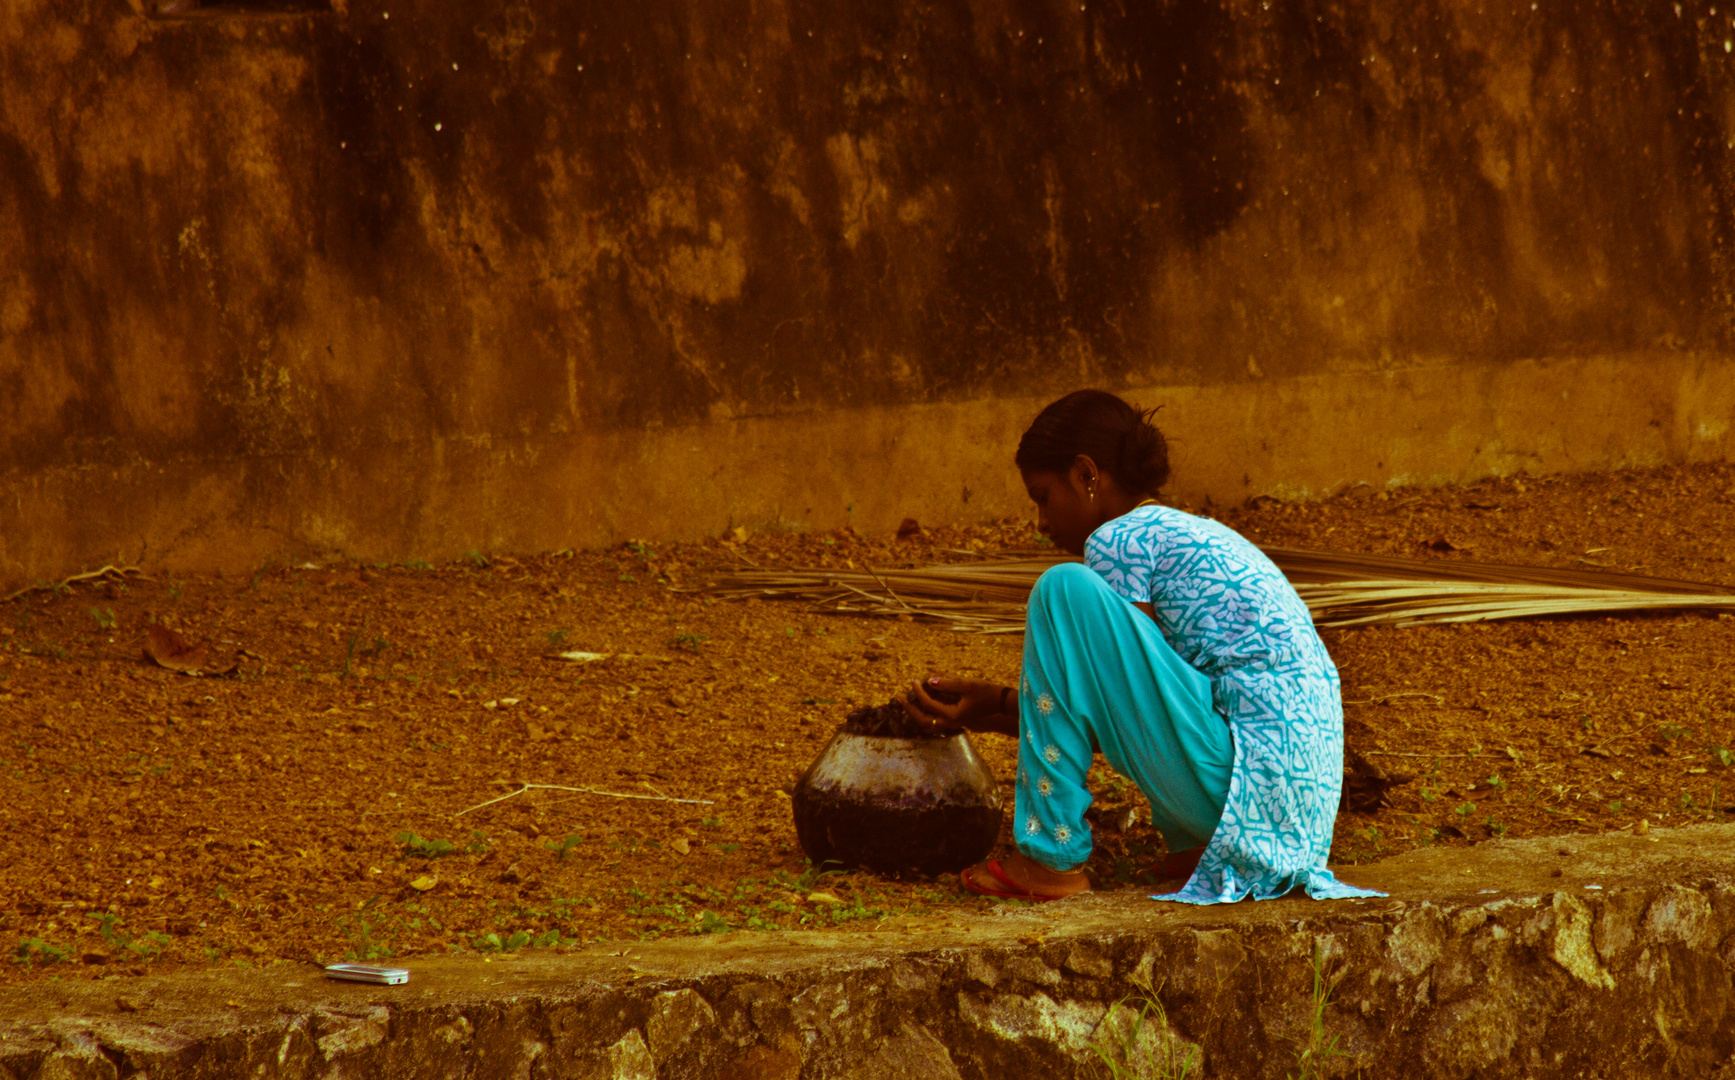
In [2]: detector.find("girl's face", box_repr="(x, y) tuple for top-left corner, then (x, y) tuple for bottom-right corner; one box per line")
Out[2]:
(1021, 466), (1097, 555)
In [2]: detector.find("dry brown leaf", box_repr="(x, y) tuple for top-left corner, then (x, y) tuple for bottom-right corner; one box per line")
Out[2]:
(143, 625), (237, 677)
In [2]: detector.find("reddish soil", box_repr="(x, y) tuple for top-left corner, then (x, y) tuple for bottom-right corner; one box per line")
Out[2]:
(2, 462), (1732, 986)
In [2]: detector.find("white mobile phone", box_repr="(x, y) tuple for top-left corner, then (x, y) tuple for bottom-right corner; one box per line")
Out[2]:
(324, 963), (410, 985)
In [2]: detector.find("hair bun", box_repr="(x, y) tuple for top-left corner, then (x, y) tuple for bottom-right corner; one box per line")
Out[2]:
(1117, 414), (1170, 493)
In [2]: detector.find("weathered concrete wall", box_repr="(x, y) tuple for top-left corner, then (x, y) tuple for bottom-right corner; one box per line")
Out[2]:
(6, 825), (1735, 1079)
(5, 0), (1735, 585)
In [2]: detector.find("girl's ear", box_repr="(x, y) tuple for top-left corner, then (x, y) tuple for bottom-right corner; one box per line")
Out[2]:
(1070, 454), (1100, 493)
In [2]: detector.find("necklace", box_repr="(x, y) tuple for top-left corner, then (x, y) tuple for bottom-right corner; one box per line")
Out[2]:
(1131, 497), (1160, 510)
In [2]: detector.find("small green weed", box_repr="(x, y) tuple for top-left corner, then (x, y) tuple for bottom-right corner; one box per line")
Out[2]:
(1714, 747), (1735, 768)
(545, 835), (584, 861)
(474, 930), (532, 953)
(1417, 756), (1443, 803)
(466, 549), (488, 568)
(671, 632), (708, 651)
(398, 832), (456, 859)
(466, 830), (492, 853)
(86, 912), (169, 960)
(89, 608), (116, 631)
(405, 558), (431, 572)
(1090, 974), (1198, 1080)
(11, 937), (72, 967)
(783, 861), (847, 891)
(1288, 939), (1347, 1080)
(544, 629), (570, 649)
(336, 898), (394, 960)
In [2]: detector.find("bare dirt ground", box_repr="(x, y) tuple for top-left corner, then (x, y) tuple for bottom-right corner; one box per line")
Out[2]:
(2, 462), (1732, 986)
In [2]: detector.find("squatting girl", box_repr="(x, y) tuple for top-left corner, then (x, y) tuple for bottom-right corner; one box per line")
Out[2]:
(905, 390), (1376, 904)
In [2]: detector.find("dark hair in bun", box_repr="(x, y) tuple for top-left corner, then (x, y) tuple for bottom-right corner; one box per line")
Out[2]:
(1014, 389), (1170, 495)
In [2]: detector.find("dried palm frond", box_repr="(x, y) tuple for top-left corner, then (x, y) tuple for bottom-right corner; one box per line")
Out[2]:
(1261, 545), (1735, 595)
(696, 548), (1735, 633)
(1296, 579), (1735, 627)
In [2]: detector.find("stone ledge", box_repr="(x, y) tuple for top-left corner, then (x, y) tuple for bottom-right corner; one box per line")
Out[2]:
(4, 825), (1735, 1079)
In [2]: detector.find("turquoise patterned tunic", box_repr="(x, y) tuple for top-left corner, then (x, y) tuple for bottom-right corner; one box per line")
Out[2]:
(1082, 505), (1379, 904)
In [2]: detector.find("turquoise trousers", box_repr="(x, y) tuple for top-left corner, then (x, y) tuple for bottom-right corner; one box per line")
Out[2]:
(1015, 563), (1234, 871)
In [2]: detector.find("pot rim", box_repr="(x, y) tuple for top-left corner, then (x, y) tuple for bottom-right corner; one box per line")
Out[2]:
(828, 729), (966, 742)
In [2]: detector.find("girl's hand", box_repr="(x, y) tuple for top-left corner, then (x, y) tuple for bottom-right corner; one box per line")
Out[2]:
(901, 676), (1018, 736)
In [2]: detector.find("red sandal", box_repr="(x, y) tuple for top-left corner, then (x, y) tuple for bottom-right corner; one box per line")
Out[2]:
(960, 859), (1066, 902)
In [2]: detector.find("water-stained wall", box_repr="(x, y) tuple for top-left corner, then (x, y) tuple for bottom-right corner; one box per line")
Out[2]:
(4, 0), (1735, 582)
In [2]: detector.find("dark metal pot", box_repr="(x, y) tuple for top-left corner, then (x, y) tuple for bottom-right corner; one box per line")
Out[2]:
(791, 730), (1003, 877)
